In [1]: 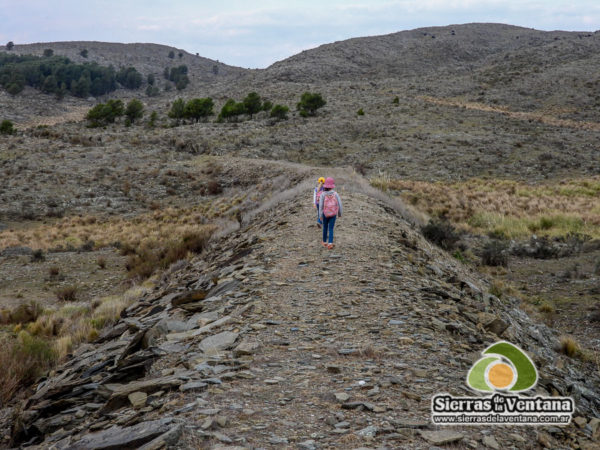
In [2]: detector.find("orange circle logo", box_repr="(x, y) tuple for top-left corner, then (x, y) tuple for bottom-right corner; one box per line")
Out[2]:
(487, 362), (514, 389)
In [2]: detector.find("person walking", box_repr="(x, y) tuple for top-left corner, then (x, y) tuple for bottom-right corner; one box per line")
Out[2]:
(313, 177), (325, 228)
(319, 177), (342, 249)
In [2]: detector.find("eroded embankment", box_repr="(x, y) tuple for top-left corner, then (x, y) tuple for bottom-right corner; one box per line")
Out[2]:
(4, 171), (599, 449)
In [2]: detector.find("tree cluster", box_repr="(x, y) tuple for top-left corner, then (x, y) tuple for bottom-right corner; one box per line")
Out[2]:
(168, 97), (214, 123)
(86, 98), (145, 127)
(116, 67), (142, 89)
(0, 54), (143, 98)
(217, 92), (282, 122)
(164, 65), (189, 90)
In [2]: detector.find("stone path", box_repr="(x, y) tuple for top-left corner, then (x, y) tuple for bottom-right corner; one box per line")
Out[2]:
(6, 178), (600, 449)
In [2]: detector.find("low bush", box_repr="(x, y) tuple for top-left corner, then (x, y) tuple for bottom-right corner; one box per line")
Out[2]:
(0, 331), (57, 406)
(0, 119), (15, 135)
(55, 286), (78, 301)
(421, 219), (460, 250)
(126, 228), (215, 280)
(481, 239), (509, 266)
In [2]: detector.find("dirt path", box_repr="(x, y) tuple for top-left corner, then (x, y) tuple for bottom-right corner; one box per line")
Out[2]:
(421, 95), (600, 132)
(179, 189), (558, 448)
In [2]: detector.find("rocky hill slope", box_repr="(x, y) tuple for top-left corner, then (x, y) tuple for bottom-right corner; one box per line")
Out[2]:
(5, 41), (246, 81)
(4, 164), (599, 449)
(263, 23), (600, 82)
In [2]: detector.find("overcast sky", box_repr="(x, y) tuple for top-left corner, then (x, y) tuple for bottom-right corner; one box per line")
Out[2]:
(1, 1), (599, 68)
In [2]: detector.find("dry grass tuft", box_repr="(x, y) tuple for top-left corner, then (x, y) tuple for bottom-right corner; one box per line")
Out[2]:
(55, 285), (78, 301)
(559, 336), (581, 358)
(0, 284), (150, 405)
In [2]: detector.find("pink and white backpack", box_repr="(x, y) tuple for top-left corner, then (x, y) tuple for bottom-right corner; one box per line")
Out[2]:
(322, 192), (339, 217)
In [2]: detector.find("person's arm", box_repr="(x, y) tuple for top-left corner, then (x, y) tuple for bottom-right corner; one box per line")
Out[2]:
(336, 193), (343, 217)
(319, 194), (325, 220)
(313, 188), (316, 207)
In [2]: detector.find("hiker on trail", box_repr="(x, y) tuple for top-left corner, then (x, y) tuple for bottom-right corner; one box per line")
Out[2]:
(319, 177), (343, 250)
(313, 177), (325, 228)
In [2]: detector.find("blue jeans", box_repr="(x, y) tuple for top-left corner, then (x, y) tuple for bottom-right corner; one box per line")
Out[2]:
(322, 215), (337, 244)
(316, 207), (322, 224)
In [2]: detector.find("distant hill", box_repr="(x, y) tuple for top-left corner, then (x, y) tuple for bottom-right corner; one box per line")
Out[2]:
(3, 41), (246, 83)
(263, 23), (600, 82)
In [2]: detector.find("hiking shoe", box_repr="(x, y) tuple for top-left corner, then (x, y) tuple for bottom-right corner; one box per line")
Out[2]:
(327, 243), (335, 249)
(317, 222), (322, 229)
(322, 242), (328, 247)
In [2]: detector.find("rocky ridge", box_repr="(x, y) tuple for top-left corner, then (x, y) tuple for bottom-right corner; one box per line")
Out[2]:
(5, 168), (599, 449)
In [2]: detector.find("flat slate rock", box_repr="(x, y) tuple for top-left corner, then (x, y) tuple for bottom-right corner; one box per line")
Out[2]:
(199, 331), (239, 353)
(419, 430), (464, 445)
(66, 418), (174, 450)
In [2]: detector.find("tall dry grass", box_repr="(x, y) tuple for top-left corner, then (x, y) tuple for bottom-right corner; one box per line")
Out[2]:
(0, 194), (245, 252)
(371, 177), (600, 238)
(0, 285), (150, 405)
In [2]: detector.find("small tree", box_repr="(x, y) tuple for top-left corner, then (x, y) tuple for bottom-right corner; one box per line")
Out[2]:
(168, 98), (186, 123)
(178, 52), (183, 59)
(147, 73), (155, 85)
(184, 98), (214, 122)
(145, 85), (159, 97)
(80, 49), (88, 58)
(148, 111), (158, 128)
(116, 67), (142, 89)
(6, 41), (14, 51)
(270, 104), (289, 121)
(175, 76), (189, 90)
(168, 51), (175, 59)
(43, 49), (54, 57)
(297, 92), (326, 117)
(218, 99), (246, 122)
(262, 100), (273, 112)
(85, 99), (124, 126)
(125, 99), (144, 123)
(243, 92), (262, 118)
(0, 120), (15, 135)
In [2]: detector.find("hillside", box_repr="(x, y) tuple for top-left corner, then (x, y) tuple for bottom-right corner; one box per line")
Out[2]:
(263, 23), (599, 82)
(3, 163), (599, 449)
(1, 23), (600, 450)
(6, 41), (246, 81)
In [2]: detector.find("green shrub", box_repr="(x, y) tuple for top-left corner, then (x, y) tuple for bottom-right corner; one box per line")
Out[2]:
(393, 96), (400, 104)
(262, 100), (273, 112)
(184, 97), (214, 122)
(218, 99), (246, 122)
(116, 67), (142, 89)
(243, 92), (262, 118)
(86, 99), (124, 126)
(125, 99), (144, 123)
(80, 49), (88, 58)
(270, 104), (289, 121)
(357, 108), (364, 116)
(296, 92), (326, 116)
(0, 119), (15, 135)
(168, 98), (185, 122)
